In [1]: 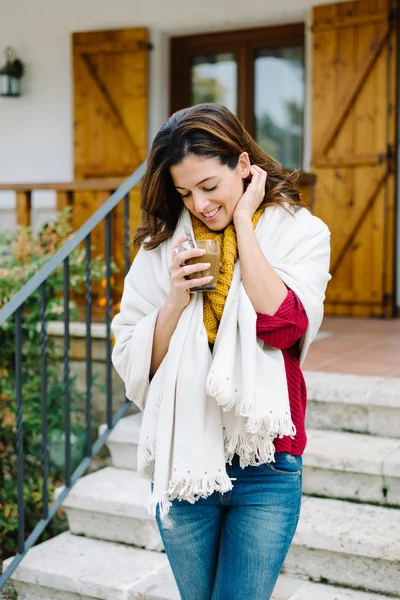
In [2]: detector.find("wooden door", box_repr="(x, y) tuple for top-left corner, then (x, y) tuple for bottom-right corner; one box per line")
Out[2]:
(312, 0), (397, 317)
(72, 28), (149, 307)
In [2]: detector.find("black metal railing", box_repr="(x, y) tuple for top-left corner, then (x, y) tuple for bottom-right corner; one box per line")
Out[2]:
(0, 160), (146, 590)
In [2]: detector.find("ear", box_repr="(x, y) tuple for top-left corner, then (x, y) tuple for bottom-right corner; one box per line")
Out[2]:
(237, 152), (251, 178)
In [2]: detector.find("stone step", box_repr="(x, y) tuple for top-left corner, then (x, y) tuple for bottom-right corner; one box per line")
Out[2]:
(284, 581), (396, 600)
(4, 532), (397, 600)
(3, 532), (169, 600)
(102, 415), (400, 506)
(305, 371), (400, 438)
(285, 496), (400, 597)
(61, 466), (162, 551)
(102, 372), (400, 473)
(60, 467), (400, 595)
(304, 429), (400, 506)
(99, 412), (141, 470)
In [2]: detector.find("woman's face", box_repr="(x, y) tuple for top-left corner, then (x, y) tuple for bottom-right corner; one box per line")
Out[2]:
(170, 153), (250, 230)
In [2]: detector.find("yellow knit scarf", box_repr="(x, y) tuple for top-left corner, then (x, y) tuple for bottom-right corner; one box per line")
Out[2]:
(191, 207), (264, 344)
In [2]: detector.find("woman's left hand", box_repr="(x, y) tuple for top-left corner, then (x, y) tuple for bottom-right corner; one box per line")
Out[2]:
(233, 165), (267, 224)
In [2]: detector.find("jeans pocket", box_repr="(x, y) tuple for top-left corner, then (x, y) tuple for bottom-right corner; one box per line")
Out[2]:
(263, 452), (302, 476)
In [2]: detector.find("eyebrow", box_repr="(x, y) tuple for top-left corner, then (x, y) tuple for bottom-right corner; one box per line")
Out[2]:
(175, 176), (218, 190)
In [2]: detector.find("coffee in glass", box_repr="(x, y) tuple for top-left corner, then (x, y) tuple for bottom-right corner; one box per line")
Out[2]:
(174, 239), (220, 292)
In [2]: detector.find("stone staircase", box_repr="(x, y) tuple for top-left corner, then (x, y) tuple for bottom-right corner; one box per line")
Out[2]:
(4, 372), (400, 599)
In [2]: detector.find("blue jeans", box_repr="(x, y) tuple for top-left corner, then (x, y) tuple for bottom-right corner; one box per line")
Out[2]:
(155, 452), (302, 600)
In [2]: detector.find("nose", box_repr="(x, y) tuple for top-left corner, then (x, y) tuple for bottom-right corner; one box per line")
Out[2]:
(192, 191), (210, 214)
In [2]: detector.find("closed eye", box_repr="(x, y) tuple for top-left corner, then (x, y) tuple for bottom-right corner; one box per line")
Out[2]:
(179, 184), (218, 199)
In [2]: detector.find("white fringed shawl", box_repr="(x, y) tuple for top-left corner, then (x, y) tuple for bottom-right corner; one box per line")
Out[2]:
(111, 204), (331, 519)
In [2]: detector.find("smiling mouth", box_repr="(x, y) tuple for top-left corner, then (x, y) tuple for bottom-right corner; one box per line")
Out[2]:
(202, 206), (221, 219)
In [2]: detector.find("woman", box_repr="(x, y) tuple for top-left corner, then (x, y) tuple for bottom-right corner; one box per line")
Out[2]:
(111, 103), (331, 600)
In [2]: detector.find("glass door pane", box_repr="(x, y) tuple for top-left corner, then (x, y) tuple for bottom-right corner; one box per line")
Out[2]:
(191, 52), (237, 114)
(254, 47), (304, 169)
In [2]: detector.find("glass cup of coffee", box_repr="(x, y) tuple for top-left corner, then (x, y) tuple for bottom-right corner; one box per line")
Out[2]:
(175, 239), (220, 292)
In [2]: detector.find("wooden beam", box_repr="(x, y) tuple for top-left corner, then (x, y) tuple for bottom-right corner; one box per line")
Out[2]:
(0, 179), (124, 192)
(313, 154), (383, 169)
(331, 171), (387, 276)
(72, 41), (148, 54)
(319, 26), (390, 158)
(16, 191), (32, 227)
(313, 13), (388, 32)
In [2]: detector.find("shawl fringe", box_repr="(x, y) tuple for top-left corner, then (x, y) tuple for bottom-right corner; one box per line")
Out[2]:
(168, 473), (233, 502)
(138, 440), (156, 481)
(224, 431), (277, 467)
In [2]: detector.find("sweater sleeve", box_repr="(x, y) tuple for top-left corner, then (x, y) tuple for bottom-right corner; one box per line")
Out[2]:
(256, 290), (309, 350)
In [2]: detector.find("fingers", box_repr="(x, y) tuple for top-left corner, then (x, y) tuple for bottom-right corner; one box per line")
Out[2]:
(179, 262), (211, 278)
(178, 247), (206, 263)
(170, 261), (212, 286)
(171, 270), (214, 291)
(186, 275), (214, 290)
(172, 246), (206, 270)
(249, 165), (267, 198)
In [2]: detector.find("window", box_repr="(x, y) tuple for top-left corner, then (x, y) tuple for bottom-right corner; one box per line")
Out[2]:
(170, 24), (305, 169)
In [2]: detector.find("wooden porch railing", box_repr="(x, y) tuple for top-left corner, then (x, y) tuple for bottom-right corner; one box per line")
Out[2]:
(0, 178), (127, 226)
(0, 179), (143, 320)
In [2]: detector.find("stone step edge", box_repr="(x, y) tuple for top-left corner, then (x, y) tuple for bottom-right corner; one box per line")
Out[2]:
(100, 415), (400, 480)
(5, 532), (393, 600)
(58, 465), (400, 564)
(304, 371), (399, 408)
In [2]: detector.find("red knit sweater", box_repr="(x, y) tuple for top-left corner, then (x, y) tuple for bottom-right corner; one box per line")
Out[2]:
(256, 290), (309, 456)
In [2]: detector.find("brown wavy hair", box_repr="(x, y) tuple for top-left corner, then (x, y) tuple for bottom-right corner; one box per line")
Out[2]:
(135, 103), (305, 250)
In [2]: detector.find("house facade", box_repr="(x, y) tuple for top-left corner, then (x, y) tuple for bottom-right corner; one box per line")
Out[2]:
(0, 0), (399, 317)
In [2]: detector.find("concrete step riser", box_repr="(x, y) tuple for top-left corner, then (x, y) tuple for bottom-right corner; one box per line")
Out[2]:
(306, 401), (399, 439)
(104, 441), (400, 507)
(11, 578), (396, 600)
(302, 468), (399, 506)
(12, 582), (94, 600)
(284, 546), (400, 597)
(106, 441), (138, 471)
(63, 473), (399, 558)
(62, 500), (400, 596)
(66, 506), (163, 552)
(8, 535), (396, 600)
(304, 372), (399, 440)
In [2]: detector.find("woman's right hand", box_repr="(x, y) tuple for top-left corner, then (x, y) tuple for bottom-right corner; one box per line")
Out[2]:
(167, 236), (214, 311)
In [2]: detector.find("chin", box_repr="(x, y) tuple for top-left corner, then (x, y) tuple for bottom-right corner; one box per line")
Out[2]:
(206, 217), (231, 232)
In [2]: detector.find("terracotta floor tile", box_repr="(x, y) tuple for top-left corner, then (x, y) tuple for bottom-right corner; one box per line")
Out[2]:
(357, 352), (400, 367)
(369, 338), (400, 352)
(304, 317), (400, 376)
(385, 367), (400, 378)
(313, 361), (395, 377)
(322, 317), (400, 335)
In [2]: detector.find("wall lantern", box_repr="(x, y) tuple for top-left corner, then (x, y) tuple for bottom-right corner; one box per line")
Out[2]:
(0, 47), (24, 97)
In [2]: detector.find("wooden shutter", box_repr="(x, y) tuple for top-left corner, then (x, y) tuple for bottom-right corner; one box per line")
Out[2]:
(73, 28), (148, 179)
(312, 0), (397, 317)
(72, 28), (149, 307)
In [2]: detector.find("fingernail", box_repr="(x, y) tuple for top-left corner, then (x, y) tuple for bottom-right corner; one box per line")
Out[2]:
(204, 263), (211, 268)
